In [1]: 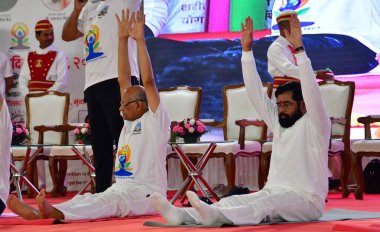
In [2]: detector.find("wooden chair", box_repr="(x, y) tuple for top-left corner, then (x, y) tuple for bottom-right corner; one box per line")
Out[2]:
(11, 91), (70, 197)
(181, 83), (272, 192)
(351, 115), (380, 199)
(261, 80), (355, 198)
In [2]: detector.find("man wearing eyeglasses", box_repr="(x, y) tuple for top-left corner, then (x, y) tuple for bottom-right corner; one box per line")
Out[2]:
(7, 10), (170, 221)
(150, 15), (331, 226)
(0, 95), (12, 216)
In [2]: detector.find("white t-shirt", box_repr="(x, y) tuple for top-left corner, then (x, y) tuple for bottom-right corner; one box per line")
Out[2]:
(0, 100), (12, 204)
(242, 50), (331, 202)
(144, 0), (169, 37)
(267, 36), (300, 79)
(78, 0), (140, 90)
(115, 102), (170, 195)
(18, 44), (68, 98)
(0, 52), (13, 98)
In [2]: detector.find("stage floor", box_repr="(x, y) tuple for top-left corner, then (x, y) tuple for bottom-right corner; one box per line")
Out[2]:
(1, 191), (380, 232)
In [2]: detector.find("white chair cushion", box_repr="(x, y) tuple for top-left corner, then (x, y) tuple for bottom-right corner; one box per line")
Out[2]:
(351, 140), (380, 153)
(160, 90), (198, 122)
(181, 141), (239, 154)
(11, 146), (51, 158)
(235, 141), (262, 157)
(49, 145), (93, 157)
(225, 86), (267, 141)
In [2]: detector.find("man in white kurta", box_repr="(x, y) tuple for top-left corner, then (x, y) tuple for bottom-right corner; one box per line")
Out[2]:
(151, 15), (331, 226)
(0, 96), (12, 215)
(0, 51), (13, 99)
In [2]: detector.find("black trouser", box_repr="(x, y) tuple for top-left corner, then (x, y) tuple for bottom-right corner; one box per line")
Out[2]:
(0, 198), (5, 215)
(84, 78), (137, 192)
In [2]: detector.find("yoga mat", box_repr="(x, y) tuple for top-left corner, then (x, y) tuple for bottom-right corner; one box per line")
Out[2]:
(229, 0), (266, 31)
(207, 0), (230, 32)
(143, 208), (380, 228)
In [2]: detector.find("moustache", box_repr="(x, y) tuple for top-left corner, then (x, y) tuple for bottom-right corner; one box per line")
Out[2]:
(279, 113), (290, 118)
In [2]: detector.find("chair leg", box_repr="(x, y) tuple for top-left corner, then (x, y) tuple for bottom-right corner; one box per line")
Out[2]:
(57, 160), (68, 196)
(261, 152), (271, 187)
(352, 154), (364, 200)
(224, 154), (235, 192)
(340, 151), (351, 198)
(49, 158), (60, 197)
(26, 160), (38, 198)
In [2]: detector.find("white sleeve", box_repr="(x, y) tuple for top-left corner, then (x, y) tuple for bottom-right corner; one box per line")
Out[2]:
(296, 51), (330, 136)
(48, 51), (68, 92)
(18, 60), (30, 98)
(0, 99), (12, 204)
(77, 6), (87, 34)
(242, 51), (277, 131)
(267, 44), (300, 78)
(2, 54), (13, 78)
(151, 101), (170, 140)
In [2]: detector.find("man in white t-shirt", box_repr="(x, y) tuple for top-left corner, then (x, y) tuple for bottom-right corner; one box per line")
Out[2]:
(0, 51), (13, 99)
(0, 95), (12, 215)
(62, 0), (141, 193)
(7, 10), (170, 221)
(151, 15), (330, 226)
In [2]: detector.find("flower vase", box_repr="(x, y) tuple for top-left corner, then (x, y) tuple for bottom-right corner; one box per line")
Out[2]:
(183, 136), (200, 143)
(77, 140), (85, 144)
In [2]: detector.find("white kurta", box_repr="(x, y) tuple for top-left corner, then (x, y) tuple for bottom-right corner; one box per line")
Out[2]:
(55, 102), (170, 220)
(78, 0), (140, 90)
(18, 44), (68, 98)
(0, 52), (13, 98)
(0, 99), (12, 205)
(186, 50), (331, 225)
(144, 0), (169, 37)
(267, 36), (300, 79)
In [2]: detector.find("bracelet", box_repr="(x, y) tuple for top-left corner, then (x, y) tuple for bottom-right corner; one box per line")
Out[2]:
(294, 46), (304, 52)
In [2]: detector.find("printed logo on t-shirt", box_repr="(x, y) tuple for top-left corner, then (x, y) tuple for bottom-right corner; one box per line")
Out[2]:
(133, 121), (141, 134)
(84, 25), (105, 63)
(115, 144), (133, 176)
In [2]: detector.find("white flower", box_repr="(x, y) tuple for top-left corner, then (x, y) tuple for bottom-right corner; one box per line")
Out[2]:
(188, 127), (195, 133)
(189, 118), (196, 125)
(81, 128), (88, 134)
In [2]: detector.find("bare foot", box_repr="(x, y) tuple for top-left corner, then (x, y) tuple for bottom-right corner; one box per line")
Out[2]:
(6, 194), (39, 220)
(36, 189), (64, 219)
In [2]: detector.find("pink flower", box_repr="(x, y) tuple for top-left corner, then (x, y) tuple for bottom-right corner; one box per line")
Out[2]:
(196, 126), (205, 133)
(177, 127), (184, 135)
(16, 128), (23, 134)
(84, 123), (90, 128)
(74, 128), (80, 134)
(188, 127), (195, 133)
(184, 123), (191, 129)
(24, 129), (29, 134)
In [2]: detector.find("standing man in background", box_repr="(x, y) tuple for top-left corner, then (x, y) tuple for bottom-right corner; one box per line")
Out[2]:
(62, 0), (141, 193)
(267, 10), (333, 88)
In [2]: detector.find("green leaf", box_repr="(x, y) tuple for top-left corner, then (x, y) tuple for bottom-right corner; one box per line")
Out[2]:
(11, 38), (17, 43)
(23, 38), (28, 43)
(85, 47), (89, 53)
(297, 8), (310, 15)
(125, 162), (131, 168)
(94, 42), (99, 49)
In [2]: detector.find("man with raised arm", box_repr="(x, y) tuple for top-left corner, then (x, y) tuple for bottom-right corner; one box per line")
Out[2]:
(7, 10), (170, 221)
(151, 15), (331, 226)
(0, 96), (12, 215)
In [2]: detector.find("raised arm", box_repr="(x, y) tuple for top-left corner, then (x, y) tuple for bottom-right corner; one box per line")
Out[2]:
(62, 0), (86, 41)
(130, 11), (160, 112)
(116, 9), (132, 94)
(285, 15), (330, 135)
(241, 17), (277, 130)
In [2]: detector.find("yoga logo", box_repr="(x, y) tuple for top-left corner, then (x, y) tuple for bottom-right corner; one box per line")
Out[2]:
(84, 25), (104, 62)
(115, 145), (133, 176)
(10, 22), (31, 50)
(272, 0), (315, 30)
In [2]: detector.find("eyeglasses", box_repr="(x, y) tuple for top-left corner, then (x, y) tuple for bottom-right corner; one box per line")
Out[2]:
(120, 99), (143, 107)
(276, 101), (297, 109)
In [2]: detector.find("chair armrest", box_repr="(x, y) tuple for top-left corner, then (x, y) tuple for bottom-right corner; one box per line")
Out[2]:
(357, 115), (380, 140)
(235, 119), (265, 150)
(330, 117), (347, 125)
(34, 124), (77, 144)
